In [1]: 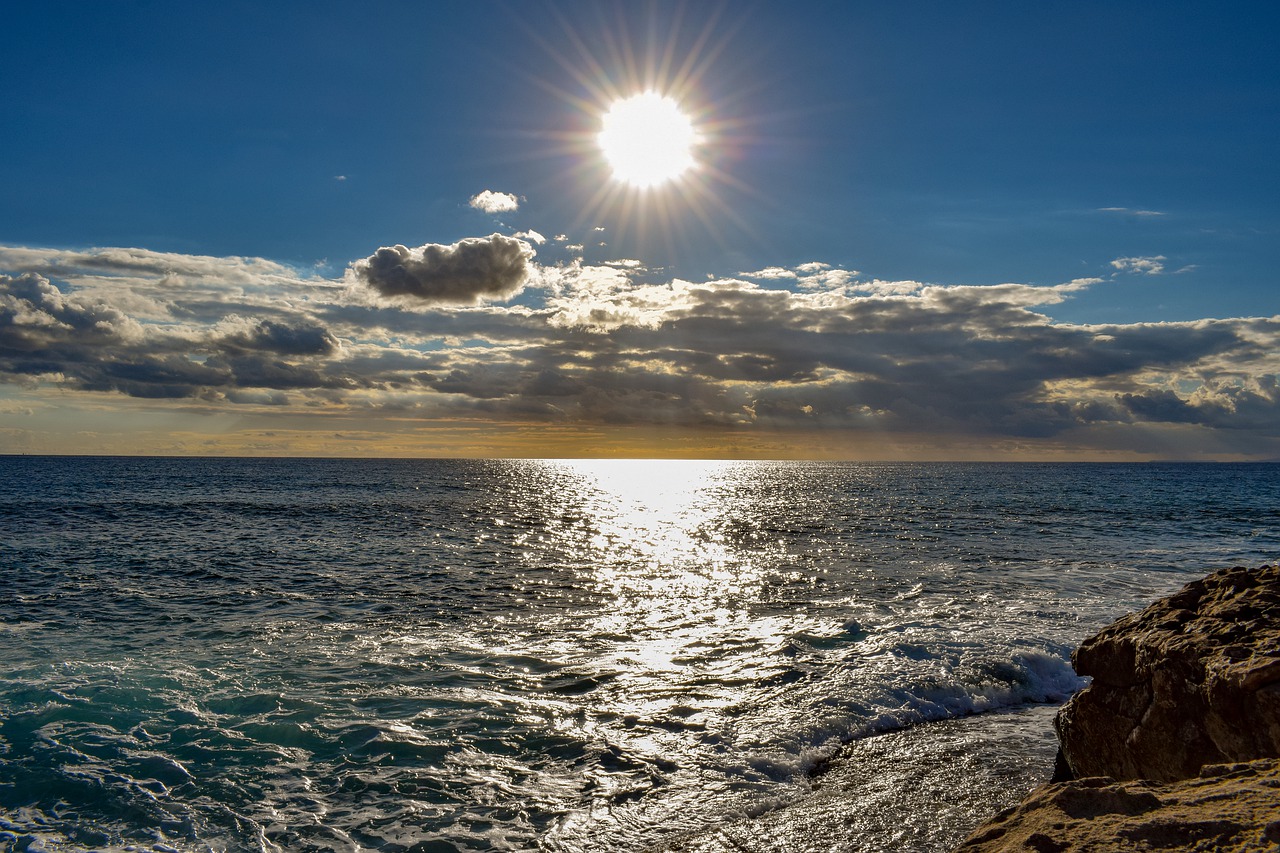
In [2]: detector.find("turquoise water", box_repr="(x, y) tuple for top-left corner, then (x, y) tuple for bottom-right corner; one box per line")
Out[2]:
(2, 458), (1278, 851)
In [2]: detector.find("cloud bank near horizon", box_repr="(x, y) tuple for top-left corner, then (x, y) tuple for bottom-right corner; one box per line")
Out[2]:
(1, 241), (1277, 458)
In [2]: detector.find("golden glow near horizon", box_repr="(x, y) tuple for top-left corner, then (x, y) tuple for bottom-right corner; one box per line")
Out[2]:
(598, 92), (698, 187)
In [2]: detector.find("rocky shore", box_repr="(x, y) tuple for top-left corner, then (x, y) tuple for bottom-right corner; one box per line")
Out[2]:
(957, 565), (1280, 851)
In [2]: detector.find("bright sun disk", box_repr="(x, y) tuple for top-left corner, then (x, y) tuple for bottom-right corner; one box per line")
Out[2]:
(598, 92), (696, 188)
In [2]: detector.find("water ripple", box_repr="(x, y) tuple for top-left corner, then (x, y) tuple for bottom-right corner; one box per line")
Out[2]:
(1, 458), (1277, 851)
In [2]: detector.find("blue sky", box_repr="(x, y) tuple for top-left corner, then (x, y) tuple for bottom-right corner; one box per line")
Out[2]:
(1, 1), (1278, 459)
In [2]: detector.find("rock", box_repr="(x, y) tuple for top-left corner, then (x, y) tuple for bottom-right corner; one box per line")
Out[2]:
(1055, 565), (1280, 782)
(958, 566), (1280, 852)
(956, 758), (1280, 852)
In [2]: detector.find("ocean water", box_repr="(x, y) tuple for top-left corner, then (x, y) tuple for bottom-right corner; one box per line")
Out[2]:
(1, 457), (1277, 853)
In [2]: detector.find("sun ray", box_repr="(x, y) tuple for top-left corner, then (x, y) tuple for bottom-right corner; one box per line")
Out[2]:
(493, 2), (785, 268)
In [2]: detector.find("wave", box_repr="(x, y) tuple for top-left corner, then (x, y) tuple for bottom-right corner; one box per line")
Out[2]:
(727, 649), (1084, 788)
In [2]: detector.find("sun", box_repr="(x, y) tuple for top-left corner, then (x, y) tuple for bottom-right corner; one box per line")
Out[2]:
(598, 91), (698, 188)
(520, 9), (758, 249)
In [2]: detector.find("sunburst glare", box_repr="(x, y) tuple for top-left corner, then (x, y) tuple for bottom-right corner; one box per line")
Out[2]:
(514, 5), (764, 258)
(598, 91), (698, 187)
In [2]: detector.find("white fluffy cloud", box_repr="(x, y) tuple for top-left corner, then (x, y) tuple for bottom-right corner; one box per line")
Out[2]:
(1111, 255), (1167, 275)
(740, 266), (796, 280)
(468, 190), (519, 214)
(739, 262), (857, 290)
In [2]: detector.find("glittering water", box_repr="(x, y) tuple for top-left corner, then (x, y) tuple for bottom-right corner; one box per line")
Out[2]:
(1, 458), (1277, 852)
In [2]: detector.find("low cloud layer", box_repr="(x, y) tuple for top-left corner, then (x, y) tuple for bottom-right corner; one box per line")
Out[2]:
(1, 244), (1278, 458)
(349, 234), (534, 305)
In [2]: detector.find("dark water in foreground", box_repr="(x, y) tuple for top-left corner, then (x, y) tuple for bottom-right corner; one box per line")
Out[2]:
(2, 458), (1277, 852)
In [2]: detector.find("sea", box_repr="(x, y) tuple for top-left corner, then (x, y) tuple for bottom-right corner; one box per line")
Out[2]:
(1, 457), (1277, 853)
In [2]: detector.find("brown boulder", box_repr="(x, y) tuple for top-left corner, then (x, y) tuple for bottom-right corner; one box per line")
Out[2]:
(1055, 565), (1280, 782)
(956, 758), (1280, 852)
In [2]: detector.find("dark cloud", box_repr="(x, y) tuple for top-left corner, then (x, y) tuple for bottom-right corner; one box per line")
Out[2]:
(0, 272), (140, 350)
(0, 271), (345, 400)
(1118, 390), (1204, 423)
(82, 356), (231, 399)
(211, 354), (355, 392)
(350, 234), (534, 305)
(221, 320), (340, 355)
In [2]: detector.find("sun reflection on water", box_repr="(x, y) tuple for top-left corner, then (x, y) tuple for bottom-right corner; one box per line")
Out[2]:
(531, 459), (776, 627)
(365, 459), (849, 849)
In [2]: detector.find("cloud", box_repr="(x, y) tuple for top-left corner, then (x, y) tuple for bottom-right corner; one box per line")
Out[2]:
(469, 190), (519, 214)
(514, 229), (546, 244)
(0, 245), (305, 284)
(349, 234), (534, 305)
(2, 243), (1278, 457)
(854, 279), (926, 296)
(797, 267), (856, 290)
(1098, 207), (1165, 217)
(1111, 255), (1166, 275)
(795, 262), (831, 273)
(740, 267), (796, 280)
(0, 263), (348, 401)
(219, 319), (340, 355)
(741, 263), (857, 290)
(0, 272), (143, 347)
(1060, 277), (1105, 291)
(1117, 389), (1203, 423)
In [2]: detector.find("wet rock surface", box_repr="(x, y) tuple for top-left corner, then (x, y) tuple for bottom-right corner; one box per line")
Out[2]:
(1057, 565), (1280, 782)
(960, 566), (1280, 852)
(956, 758), (1280, 852)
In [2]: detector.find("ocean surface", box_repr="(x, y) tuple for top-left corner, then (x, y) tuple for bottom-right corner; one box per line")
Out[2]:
(1, 457), (1277, 853)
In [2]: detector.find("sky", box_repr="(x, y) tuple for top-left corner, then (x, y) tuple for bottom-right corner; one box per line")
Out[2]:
(1, 1), (1278, 460)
